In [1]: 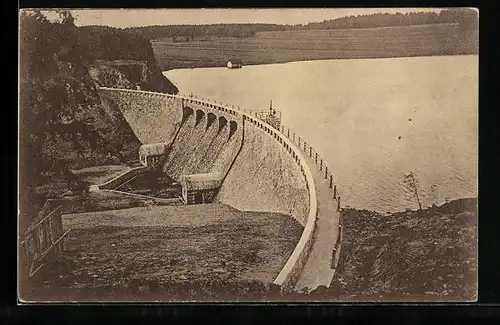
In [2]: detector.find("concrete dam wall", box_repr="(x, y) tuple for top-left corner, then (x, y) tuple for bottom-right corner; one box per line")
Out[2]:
(217, 120), (309, 225)
(101, 90), (183, 145)
(100, 90), (243, 181)
(164, 102), (242, 181)
(98, 87), (322, 293)
(100, 88), (308, 224)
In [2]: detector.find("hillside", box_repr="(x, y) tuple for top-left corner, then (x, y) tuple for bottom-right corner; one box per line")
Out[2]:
(307, 198), (478, 301)
(127, 8), (476, 41)
(154, 23), (478, 70)
(76, 25), (178, 93)
(87, 59), (176, 92)
(19, 11), (178, 224)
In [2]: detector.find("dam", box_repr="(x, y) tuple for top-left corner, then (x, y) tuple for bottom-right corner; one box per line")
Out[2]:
(98, 86), (343, 294)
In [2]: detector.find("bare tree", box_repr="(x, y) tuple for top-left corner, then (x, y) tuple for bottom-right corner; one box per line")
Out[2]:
(404, 171), (422, 211)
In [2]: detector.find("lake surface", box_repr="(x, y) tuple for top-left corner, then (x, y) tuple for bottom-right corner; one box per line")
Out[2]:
(164, 55), (478, 212)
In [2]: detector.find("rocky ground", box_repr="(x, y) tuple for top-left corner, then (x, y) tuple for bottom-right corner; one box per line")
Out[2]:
(314, 198), (478, 302)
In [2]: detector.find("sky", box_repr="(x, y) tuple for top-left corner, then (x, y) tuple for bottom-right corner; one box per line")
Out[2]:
(39, 8), (445, 28)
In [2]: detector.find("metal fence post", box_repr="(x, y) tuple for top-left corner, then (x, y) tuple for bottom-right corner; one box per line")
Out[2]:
(309, 146), (312, 157)
(329, 175), (333, 188)
(325, 166), (328, 179)
(320, 159), (323, 171)
(315, 152), (318, 164)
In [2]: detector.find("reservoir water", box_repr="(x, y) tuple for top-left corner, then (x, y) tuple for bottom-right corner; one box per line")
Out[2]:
(164, 55), (478, 212)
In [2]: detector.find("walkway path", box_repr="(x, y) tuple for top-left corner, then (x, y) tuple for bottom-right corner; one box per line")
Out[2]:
(294, 153), (341, 293)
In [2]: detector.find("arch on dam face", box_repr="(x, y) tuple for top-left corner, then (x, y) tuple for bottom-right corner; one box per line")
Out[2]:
(182, 106), (194, 124)
(218, 116), (228, 134)
(206, 112), (217, 130)
(228, 120), (238, 140)
(195, 109), (206, 126)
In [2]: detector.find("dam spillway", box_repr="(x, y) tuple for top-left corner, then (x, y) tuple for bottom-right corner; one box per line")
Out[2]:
(98, 87), (342, 294)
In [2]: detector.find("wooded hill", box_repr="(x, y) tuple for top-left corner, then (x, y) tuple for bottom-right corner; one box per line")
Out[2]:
(122, 8), (478, 40)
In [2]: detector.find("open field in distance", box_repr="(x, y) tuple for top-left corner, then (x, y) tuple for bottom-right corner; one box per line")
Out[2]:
(153, 24), (478, 70)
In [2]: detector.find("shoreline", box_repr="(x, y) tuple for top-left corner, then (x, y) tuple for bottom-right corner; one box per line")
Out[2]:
(341, 196), (478, 216)
(154, 23), (478, 71)
(161, 53), (479, 72)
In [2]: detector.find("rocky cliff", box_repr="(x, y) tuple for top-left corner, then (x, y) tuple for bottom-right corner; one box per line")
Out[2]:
(76, 25), (178, 94)
(88, 60), (178, 93)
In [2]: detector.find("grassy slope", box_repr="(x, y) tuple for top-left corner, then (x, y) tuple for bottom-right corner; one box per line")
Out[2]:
(20, 204), (302, 302)
(315, 198), (478, 302)
(153, 24), (478, 70)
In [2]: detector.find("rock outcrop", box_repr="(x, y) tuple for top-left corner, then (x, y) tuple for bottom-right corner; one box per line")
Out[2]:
(88, 59), (178, 93)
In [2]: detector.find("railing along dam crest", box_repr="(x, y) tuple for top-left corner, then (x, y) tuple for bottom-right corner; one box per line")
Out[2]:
(97, 86), (342, 294)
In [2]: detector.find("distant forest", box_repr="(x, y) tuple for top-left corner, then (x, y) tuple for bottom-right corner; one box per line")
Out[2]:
(76, 26), (158, 66)
(120, 8), (478, 40)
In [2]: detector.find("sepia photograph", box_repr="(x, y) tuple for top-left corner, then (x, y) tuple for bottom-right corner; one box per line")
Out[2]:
(18, 8), (478, 303)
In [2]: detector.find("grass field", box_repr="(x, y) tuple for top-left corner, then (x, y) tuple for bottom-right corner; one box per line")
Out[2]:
(20, 203), (303, 302)
(153, 24), (478, 70)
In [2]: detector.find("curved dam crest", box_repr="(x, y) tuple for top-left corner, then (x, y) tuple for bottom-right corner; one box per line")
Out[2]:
(98, 87), (341, 294)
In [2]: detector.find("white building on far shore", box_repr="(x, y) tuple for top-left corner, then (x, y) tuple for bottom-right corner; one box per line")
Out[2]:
(227, 59), (243, 69)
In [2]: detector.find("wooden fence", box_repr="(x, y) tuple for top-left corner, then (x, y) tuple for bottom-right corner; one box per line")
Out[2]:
(20, 203), (71, 277)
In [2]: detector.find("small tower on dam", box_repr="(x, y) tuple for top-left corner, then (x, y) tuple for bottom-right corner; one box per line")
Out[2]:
(254, 100), (282, 130)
